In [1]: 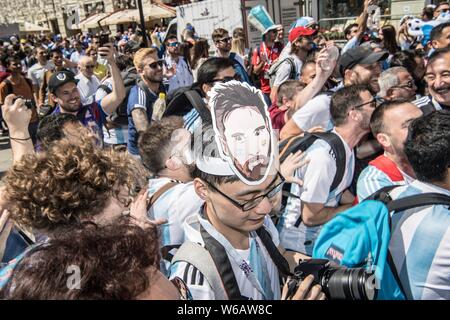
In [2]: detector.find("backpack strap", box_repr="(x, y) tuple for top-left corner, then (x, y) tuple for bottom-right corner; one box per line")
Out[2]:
(184, 89), (212, 124)
(0, 217), (14, 263)
(369, 155), (404, 182)
(420, 101), (436, 116)
(256, 227), (291, 277)
(146, 181), (179, 211)
(387, 193), (450, 213)
(171, 241), (229, 300)
(312, 132), (347, 193)
(137, 80), (157, 116)
(200, 224), (243, 300)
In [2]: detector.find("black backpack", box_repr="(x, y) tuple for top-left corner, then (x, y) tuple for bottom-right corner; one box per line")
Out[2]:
(97, 67), (139, 126)
(278, 132), (347, 225)
(163, 84), (212, 124)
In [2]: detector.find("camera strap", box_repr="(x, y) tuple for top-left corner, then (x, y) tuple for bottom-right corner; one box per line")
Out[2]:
(198, 212), (276, 299)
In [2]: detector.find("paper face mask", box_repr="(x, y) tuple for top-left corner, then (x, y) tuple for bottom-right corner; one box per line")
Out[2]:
(209, 80), (275, 185)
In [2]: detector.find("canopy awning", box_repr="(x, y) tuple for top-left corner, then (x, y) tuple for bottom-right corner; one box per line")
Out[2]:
(77, 12), (110, 29)
(20, 22), (50, 33)
(100, 4), (176, 26)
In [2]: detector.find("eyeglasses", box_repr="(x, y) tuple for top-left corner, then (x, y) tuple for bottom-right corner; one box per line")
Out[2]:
(167, 42), (179, 47)
(204, 172), (285, 211)
(148, 60), (165, 69)
(392, 80), (415, 90)
(352, 98), (377, 110)
(211, 74), (241, 84)
(218, 37), (232, 43)
(84, 65), (95, 69)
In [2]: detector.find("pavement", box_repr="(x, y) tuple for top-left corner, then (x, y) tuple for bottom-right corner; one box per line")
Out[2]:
(0, 134), (12, 182)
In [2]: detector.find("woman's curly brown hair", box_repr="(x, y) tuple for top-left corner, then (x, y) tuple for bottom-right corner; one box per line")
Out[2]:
(0, 221), (161, 299)
(3, 135), (147, 231)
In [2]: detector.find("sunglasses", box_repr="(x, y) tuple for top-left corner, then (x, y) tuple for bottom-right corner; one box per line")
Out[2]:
(167, 42), (179, 47)
(148, 60), (165, 69)
(85, 65), (95, 69)
(211, 74), (241, 84)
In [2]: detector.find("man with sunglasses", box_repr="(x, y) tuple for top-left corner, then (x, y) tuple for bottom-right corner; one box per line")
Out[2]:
(164, 35), (193, 95)
(378, 67), (418, 102)
(434, 2), (450, 19)
(75, 56), (102, 105)
(279, 85), (375, 257)
(212, 28), (252, 86)
(27, 46), (53, 106)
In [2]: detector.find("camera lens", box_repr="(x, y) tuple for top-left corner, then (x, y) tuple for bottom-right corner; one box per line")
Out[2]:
(320, 267), (376, 300)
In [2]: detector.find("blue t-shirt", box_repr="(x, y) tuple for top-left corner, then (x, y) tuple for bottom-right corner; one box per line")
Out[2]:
(126, 84), (157, 155)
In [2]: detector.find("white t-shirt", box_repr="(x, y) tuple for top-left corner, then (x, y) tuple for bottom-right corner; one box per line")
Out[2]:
(278, 129), (355, 255)
(164, 56), (194, 95)
(291, 93), (334, 132)
(27, 61), (54, 88)
(273, 54), (303, 87)
(76, 73), (101, 105)
(169, 213), (281, 300)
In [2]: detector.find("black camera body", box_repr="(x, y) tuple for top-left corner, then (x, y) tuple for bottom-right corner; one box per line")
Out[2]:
(288, 259), (376, 300)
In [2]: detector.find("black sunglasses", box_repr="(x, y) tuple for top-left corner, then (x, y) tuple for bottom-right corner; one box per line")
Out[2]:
(218, 37), (232, 43)
(148, 60), (165, 69)
(205, 172), (285, 211)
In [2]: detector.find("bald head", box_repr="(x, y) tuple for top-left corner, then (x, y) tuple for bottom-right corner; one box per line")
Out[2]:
(78, 56), (95, 79)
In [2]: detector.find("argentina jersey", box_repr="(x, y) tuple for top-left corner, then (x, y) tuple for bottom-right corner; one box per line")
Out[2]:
(389, 180), (450, 300)
(278, 132), (355, 255)
(183, 108), (202, 134)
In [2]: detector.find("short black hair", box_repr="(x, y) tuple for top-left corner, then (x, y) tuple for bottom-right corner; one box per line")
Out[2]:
(390, 50), (417, 71)
(49, 48), (62, 57)
(165, 34), (178, 44)
(37, 113), (79, 149)
(430, 22), (450, 42)
(196, 57), (235, 88)
(370, 99), (411, 136)
(404, 110), (450, 183)
(330, 84), (370, 126)
(344, 23), (358, 37)
(423, 6), (435, 20)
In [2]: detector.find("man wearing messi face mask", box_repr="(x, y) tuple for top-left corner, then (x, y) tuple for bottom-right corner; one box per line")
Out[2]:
(168, 81), (324, 300)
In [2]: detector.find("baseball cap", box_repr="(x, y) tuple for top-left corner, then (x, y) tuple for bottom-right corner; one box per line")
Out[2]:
(338, 46), (389, 77)
(48, 71), (79, 94)
(288, 27), (316, 43)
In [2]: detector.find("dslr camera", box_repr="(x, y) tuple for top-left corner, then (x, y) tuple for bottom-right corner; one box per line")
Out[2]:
(286, 259), (376, 300)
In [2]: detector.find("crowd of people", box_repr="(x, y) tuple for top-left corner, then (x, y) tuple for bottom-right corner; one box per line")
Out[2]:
(0, 0), (449, 301)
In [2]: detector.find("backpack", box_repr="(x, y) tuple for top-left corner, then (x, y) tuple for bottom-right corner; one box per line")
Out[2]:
(172, 224), (291, 300)
(278, 132), (347, 224)
(229, 52), (252, 86)
(268, 57), (296, 88)
(163, 84), (212, 124)
(97, 67), (139, 126)
(312, 185), (450, 300)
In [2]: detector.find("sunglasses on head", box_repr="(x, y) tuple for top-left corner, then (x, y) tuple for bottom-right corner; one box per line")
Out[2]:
(148, 60), (165, 69)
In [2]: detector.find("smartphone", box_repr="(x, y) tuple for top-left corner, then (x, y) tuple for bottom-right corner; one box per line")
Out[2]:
(99, 34), (110, 47)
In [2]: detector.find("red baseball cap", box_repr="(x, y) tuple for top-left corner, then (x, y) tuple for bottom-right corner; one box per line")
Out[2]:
(288, 27), (316, 43)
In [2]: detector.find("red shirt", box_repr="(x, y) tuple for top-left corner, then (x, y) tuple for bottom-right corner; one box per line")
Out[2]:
(268, 103), (287, 131)
(252, 42), (283, 94)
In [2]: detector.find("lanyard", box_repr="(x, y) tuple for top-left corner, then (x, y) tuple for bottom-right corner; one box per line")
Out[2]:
(197, 213), (273, 299)
(261, 42), (274, 66)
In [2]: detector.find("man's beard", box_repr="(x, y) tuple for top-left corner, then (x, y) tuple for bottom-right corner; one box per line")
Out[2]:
(235, 154), (270, 181)
(144, 74), (162, 84)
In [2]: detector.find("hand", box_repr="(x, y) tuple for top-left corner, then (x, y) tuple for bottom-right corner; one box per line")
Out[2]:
(281, 275), (326, 300)
(98, 43), (114, 63)
(280, 150), (309, 186)
(129, 190), (168, 227)
(316, 47), (337, 78)
(1, 94), (31, 133)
